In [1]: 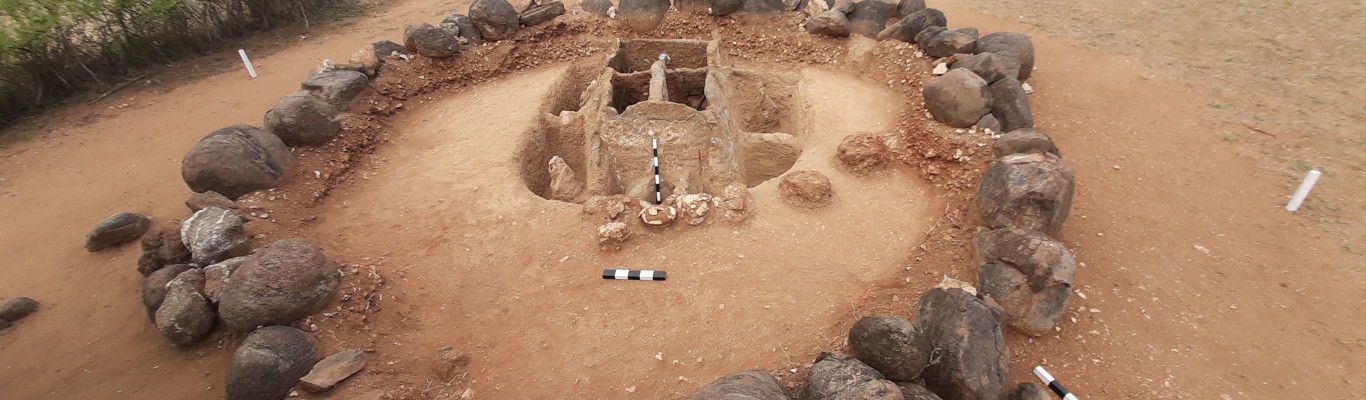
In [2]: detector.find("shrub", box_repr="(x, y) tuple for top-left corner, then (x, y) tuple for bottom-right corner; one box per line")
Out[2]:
(0, 0), (352, 129)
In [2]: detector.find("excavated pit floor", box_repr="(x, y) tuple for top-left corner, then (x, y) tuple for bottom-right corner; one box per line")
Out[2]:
(309, 63), (941, 397)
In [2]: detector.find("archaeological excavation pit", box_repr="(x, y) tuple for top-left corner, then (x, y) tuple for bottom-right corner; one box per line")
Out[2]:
(518, 39), (806, 205)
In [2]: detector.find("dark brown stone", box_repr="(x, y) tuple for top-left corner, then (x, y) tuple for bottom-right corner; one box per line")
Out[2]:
(218, 238), (339, 331)
(180, 124), (293, 200)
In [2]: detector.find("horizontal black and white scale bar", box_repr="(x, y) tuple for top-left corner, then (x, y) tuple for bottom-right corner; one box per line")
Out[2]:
(1033, 366), (1080, 400)
(602, 269), (667, 281)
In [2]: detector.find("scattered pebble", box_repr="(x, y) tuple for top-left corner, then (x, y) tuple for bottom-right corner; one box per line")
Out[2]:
(932, 63), (948, 75)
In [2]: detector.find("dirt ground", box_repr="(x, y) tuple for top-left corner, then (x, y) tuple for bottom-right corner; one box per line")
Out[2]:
(1, 0), (1363, 399)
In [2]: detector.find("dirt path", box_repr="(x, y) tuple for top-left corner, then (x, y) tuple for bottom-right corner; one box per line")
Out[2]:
(0, 0), (1362, 399)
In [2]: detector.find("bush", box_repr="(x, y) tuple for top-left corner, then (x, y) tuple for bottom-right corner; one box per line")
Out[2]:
(0, 0), (352, 129)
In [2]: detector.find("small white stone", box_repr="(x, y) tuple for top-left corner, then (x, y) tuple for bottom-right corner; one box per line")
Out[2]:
(932, 63), (948, 75)
(1022, 82), (1034, 94)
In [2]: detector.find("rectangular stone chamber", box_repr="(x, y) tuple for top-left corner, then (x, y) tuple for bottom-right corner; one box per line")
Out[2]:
(522, 39), (805, 203)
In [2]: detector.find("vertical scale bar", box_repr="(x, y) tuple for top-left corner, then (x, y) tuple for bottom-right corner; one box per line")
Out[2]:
(651, 132), (662, 204)
(238, 49), (258, 78)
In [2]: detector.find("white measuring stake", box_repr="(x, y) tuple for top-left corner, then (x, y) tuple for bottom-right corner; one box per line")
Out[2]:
(238, 49), (258, 79)
(1285, 170), (1321, 212)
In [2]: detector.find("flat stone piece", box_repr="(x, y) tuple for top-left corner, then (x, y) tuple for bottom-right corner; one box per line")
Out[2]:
(300, 349), (367, 392)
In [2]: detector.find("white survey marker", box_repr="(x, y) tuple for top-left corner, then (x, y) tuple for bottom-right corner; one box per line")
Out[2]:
(1285, 169), (1321, 212)
(238, 49), (258, 79)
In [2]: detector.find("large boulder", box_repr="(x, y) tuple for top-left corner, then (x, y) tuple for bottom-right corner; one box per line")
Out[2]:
(913, 25), (946, 48)
(878, 7), (945, 43)
(831, 0), (856, 13)
(186, 191), (237, 213)
(437, 15), (462, 37)
(848, 0), (894, 37)
(155, 270), (214, 347)
(470, 0), (521, 40)
(181, 124), (294, 200)
(204, 256), (249, 304)
(301, 70), (369, 109)
(684, 370), (788, 400)
(806, 9), (852, 38)
(264, 91), (341, 147)
(974, 152), (1075, 236)
(975, 228), (1076, 336)
(923, 27), (979, 58)
(137, 225), (192, 276)
(710, 0), (743, 16)
(914, 288), (1010, 400)
(991, 129), (1060, 158)
(950, 52), (1009, 84)
(987, 78), (1034, 133)
(922, 69), (992, 128)
(219, 238), (340, 331)
(892, 0), (924, 18)
(226, 326), (320, 400)
(520, 1), (566, 26)
(85, 212), (151, 252)
(440, 15), (484, 45)
(0, 297), (39, 322)
(849, 315), (930, 382)
(142, 264), (193, 320)
(619, 0), (670, 32)
(372, 40), (407, 57)
(579, 0), (614, 17)
(975, 32), (1035, 81)
(801, 352), (903, 400)
(404, 23), (459, 58)
(778, 170), (834, 209)
(181, 207), (250, 267)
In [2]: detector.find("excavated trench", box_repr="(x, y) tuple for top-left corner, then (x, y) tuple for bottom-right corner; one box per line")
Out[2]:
(519, 39), (804, 202)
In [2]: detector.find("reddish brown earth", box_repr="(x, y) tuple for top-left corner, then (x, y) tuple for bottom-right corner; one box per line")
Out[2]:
(0, 0), (1362, 399)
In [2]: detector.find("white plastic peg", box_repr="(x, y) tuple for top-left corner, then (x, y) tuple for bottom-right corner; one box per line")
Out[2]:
(238, 49), (258, 79)
(1285, 170), (1321, 212)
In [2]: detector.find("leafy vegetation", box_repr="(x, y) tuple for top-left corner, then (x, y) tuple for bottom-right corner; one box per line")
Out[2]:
(0, 0), (352, 128)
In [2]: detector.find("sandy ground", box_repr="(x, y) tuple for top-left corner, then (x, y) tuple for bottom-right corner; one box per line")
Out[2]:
(0, 0), (1363, 399)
